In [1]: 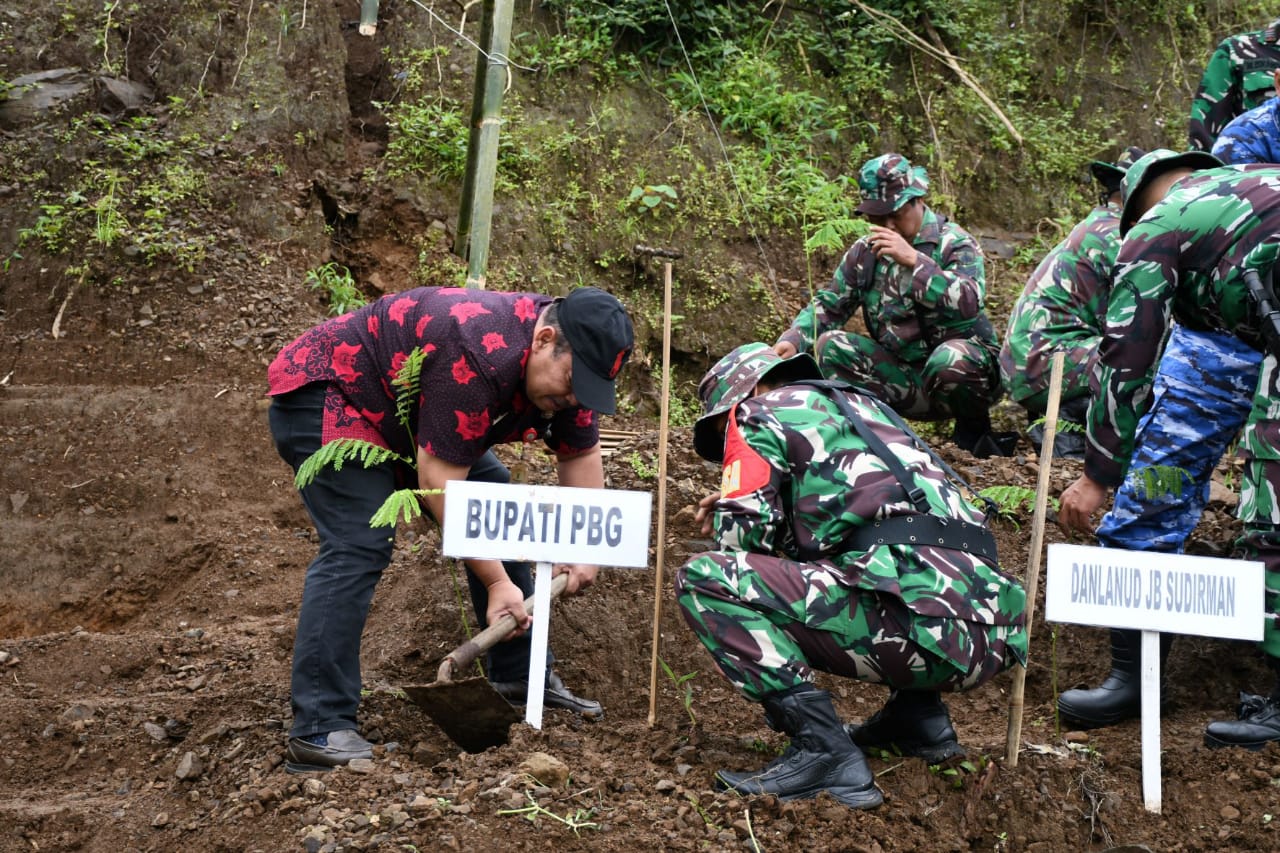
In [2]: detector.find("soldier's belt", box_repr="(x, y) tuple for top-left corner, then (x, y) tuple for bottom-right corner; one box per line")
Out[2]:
(846, 514), (997, 562)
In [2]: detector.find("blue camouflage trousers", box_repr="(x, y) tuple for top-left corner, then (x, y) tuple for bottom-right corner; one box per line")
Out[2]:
(814, 330), (1001, 419)
(1097, 325), (1260, 552)
(1097, 325), (1280, 655)
(675, 550), (1019, 702)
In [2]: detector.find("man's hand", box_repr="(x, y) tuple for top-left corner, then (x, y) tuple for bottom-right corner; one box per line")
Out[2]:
(694, 490), (721, 536)
(1059, 475), (1110, 534)
(552, 563), (598, 595)
(868, 225), (918, 267)
(485, 578), (531, 641)
(772, 341), (797, 358)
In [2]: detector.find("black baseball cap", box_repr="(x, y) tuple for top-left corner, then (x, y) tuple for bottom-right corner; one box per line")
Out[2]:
(557, 287), (634, 415)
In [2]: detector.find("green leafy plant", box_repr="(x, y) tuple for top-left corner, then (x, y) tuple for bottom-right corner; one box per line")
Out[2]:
(626, 451), (657, 480)
(659, 658), (698, 725)
(626, 183), (678, 217)
(976, 485), (1058, 524)
(305, 262), (366, 316)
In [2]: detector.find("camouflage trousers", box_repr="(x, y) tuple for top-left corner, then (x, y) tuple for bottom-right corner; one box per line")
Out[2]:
(1238, 346), (1280, 658)
(1098, 326), (1260, 553)
(815, 330), (1001, 419)
(675, 550), (1022, 702)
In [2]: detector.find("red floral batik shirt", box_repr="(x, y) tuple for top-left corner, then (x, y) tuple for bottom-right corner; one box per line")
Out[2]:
(267, 287), (599, 470)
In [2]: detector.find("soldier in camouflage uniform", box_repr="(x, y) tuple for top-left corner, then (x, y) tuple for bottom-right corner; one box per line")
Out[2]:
(773, 153), (1013, 458)
(1060, 150), (1280, 748)
(999, 148), (1144, 460)
(677, 343), (1027, 808)
(1059, 142), (1269, 729)
(1189, 18), (1280, 151)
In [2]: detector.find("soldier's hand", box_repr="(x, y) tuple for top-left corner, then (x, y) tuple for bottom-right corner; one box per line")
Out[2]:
(868, 225), (918, 267)
(694, 491), (721, 536)
(772, 341), (797, 358)
(1059, 475), (1109, 534)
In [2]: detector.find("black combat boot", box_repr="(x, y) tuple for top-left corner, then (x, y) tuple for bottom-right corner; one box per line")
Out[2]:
(952, 412), (1018, 458)
(715, 686), (883, 810)
(1057, 629), (1172, 728)
(844, 689), (964, 762)
(1204, 664), (1280, 750)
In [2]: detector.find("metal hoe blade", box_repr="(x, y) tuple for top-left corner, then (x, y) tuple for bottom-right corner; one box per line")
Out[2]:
(403, 678), (521, 753)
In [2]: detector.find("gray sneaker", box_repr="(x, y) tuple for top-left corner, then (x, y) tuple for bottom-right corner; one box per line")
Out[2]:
(285, 729), (373, 773)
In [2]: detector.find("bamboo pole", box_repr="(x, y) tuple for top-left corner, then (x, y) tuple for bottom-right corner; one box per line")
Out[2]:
(647, 259), (675, 727)
(1006, 351), (1065, 766)
(453, 0), (513, 288)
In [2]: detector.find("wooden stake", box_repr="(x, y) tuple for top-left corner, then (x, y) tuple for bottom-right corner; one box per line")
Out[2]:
(647, 259), (675, 727)
(1005, 350), (1065, 766)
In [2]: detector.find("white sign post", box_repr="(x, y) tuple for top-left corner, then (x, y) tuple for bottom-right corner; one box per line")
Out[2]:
(1046, 543), (1263, 813)
(441, 480), (652, 730)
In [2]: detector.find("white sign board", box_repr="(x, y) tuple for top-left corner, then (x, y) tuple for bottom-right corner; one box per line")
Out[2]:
(441, 480), (652, 732)
(1045, 543), (1263, 640)
(442, 480), (652, 568)
(1045, 542), (1264, 814)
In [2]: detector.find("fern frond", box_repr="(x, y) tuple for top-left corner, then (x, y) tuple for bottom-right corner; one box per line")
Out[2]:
(1127, 465), (1192, 501)
(976, 485), (1060, 520)
(393, 346), (428, 433)
(369, 488), (441, 528)
(294, 438), (413, 489)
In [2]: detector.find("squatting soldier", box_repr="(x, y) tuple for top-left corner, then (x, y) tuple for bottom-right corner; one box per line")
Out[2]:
(677, 343), (1027, 809)
(999, 147), (1145, 459)
(772, 153), (1014, 457)
(1060, 151), (1280, 748)
(1189, 18), (1280, 151)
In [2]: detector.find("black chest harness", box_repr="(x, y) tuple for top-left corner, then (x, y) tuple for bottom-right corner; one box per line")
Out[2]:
(788, 379), (998, 563)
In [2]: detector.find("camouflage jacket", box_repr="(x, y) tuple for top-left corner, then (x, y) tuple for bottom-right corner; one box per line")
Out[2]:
(1211, 97), (1280, 165)
(777, 207), (991, 364)
(999, 204), (1120, 403)
(1189, 24), (1280, 151)
(1088, 165), (1280, 487)
(713, 383), (1026, 632)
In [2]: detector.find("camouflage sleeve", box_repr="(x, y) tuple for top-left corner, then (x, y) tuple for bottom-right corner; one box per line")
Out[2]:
(1189, 36), (1243, 151)
(1001, 212), (1117, 403)
(1084, 226), (1179, 487)
(777, 240), (873, 352)
(909, 226), (985, 317)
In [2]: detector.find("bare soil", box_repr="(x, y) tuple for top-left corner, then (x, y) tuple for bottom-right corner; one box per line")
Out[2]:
(4, 3), (1280, 853)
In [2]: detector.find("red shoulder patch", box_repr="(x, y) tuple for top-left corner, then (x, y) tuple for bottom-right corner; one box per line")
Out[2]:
(720, 407), (771, 500)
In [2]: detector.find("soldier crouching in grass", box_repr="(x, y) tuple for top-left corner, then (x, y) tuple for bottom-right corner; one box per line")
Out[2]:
(675, 343), (1027, 810)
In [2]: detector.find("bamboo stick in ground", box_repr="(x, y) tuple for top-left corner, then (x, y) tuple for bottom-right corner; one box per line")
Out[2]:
(647, 258), (675, 727)
(1005, 350), (1065, 766)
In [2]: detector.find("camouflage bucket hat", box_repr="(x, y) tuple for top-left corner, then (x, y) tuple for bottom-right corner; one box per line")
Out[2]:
(693, 342), (823, 462)
(855, 153), (929, 217)
(1088, 146), (1147, 196)
(1119, 147), (1222, 236)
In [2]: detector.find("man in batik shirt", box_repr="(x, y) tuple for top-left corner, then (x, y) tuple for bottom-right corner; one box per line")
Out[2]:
(678, 343), (1026, 809)
(1060, 151), (1280, 749)
(773, 153), (1012, 457)
(268, 286), (633, 770)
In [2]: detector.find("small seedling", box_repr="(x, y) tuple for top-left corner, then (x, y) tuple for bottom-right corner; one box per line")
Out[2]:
(659, 658), (698, 725)
(497, 792), (599, 836)
(305, 261), (366, 316)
